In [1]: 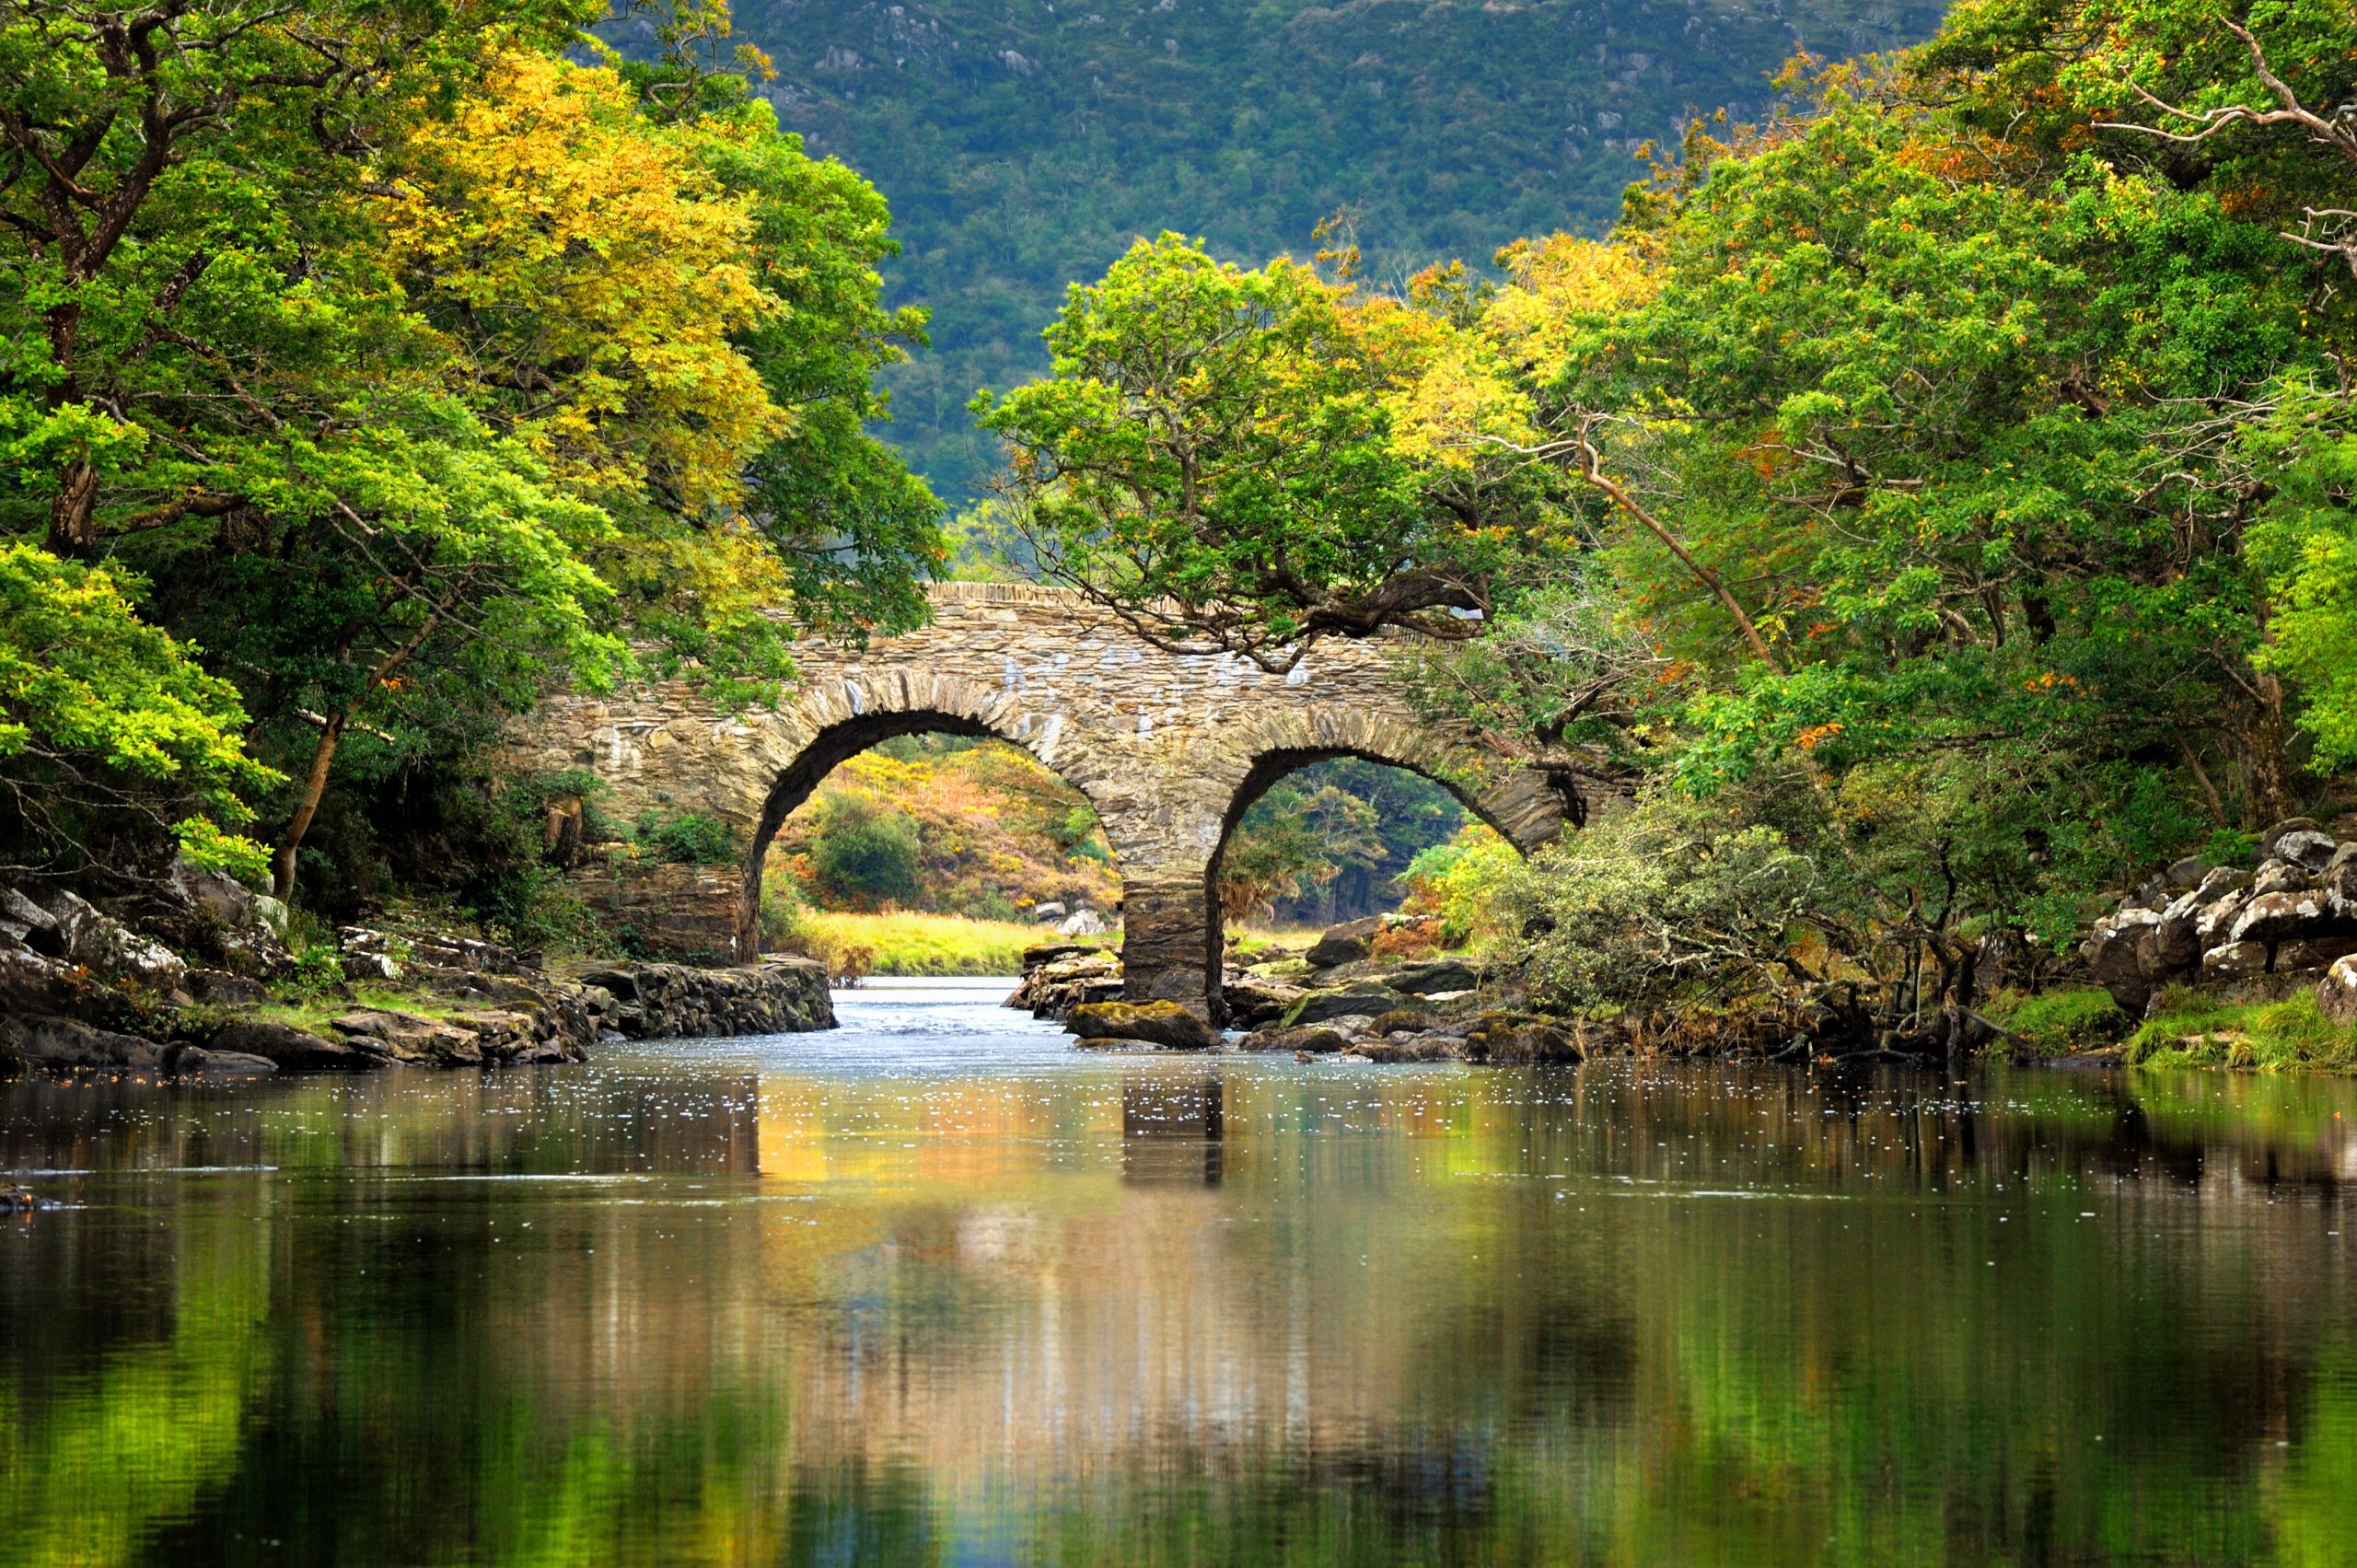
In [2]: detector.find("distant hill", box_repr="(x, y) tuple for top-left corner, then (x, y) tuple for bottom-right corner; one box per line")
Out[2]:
(695, 0), (1948, 504)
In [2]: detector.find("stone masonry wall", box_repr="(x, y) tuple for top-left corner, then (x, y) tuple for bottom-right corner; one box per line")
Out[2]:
(510, 584), (1576, 1013)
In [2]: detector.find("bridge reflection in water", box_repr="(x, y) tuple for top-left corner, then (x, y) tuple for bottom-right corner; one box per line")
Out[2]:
(9, 1046), (2357, 1564)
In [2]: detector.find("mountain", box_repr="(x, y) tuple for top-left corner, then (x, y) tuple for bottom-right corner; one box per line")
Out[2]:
(706, 0), (1948, 504)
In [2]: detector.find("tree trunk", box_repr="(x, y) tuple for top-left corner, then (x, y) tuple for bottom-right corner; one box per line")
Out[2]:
(272, 713), (348, 903)
(47, 460), (99, 559)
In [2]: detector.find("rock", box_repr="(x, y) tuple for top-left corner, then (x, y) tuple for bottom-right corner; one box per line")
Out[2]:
(1057, 907), (1109, 936)
(1283, 985), (1405, 1026)
(2276, 830), (2341, 872)
(2276, 935), (2357, 974)
(2261, 818), (2326, 860)
(2084, 911), (2164, 1013)
(185, 970), (269, 1005)
(1357, 1032), (1469, 1063)
(2251, 858), (2315, 898)
(0, 888), (62, 954)
(1222, 981), (1306, 1028)
(2228, 889), (2341, 947)
(2200, 941), (2270, 982)
(2319, 954), (2357, 1026)
(1382, 959), (1481, 996)
(0, 1015), (168, 1069)
(1305, 917), (1385, 969)
(43, 890), (188, 991)
(1031, 901), (1068, 923)
(2194, 887), (2258, 948)
(1064, 1000), (1216, 1051)
(157, 854), (293, 977)
(209, 1019), (377, 1070)
(170, 1048), (279, 1075)
(1240, 1024), (1353, 1053)
(1461, 1014), (1583, 1064)
(1364, 1006), (1437, 1037)
(2164, 854), (2216, 889)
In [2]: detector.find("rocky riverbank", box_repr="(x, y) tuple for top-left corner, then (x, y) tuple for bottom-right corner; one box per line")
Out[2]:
(2083, 817), (2357, 1025)
(0, 862), (832, 1077)
(1009, 914), (1583, 1064)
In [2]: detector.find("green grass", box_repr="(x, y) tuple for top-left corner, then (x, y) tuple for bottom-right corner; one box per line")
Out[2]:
(1982, 987), (2131, 1056)
(2126, 987), (2357, 1072)
(778, 911), (1110, 978)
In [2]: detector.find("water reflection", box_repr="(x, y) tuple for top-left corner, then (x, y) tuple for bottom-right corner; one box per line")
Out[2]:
(4, 983), (2357, 1564)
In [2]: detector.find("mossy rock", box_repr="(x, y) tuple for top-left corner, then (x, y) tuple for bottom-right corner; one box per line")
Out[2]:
(1064, 999), (1216, 1051)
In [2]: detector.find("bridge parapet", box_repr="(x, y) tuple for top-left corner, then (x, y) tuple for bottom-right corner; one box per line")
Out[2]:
(511, 583), (1575, 1014)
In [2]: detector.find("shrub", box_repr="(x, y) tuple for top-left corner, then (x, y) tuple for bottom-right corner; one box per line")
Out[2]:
(633, 810), (739, 865)
(807, 792), (923, 907)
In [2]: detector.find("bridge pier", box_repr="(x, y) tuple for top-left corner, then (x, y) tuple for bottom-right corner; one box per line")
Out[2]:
(1115, 867), (1220, 1017)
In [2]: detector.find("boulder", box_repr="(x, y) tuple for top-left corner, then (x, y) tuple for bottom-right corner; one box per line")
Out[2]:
(209, 1019), (378, 1070)
(2200, 941), (2270, 982)
(1364, 1006), (1437, 1037)
(1031, 901), (1068, 923)
(46, 890), (187, 991)
(1357, 1032), (1469, 1063)
(1239, 1024), (1353, 1054)
(1222, 981), (1306, 1028)
(1461, 1015), (1583, 1064)
(2228, 889), (2340, 947)
(185, 970), (269, 1005)
(2164, 854), (2217, 889)
(1283, 985), (1405, 1026)
(2251, 858), (2315, 899)
(169, 1048), (279, 1075)
(1305, 917), (1385, 968)
(2276, 830), (2341, 873)
(1064, 1000), (1217, 1051)
(2084, 911), (2164, 1012)
(2261, 818), (2326, 860)
(0, 1015), (168, 1069)
(2276, 934), (2357, 974)
(1382, 959), (1481, 996)
(1058, 907), (1109, 936)
(2194, 888), (2258, 948)
(2319, 954), (2357, 1026)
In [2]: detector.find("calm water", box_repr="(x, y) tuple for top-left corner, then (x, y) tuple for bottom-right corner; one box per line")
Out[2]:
(7, 979), (2357, 1565)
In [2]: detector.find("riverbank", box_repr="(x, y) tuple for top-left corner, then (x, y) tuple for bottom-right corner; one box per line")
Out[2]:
(0, 865), (831, 1077)
(784, 910), (1109, 979)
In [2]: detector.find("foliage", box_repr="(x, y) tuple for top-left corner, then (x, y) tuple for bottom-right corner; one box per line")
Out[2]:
(1497, 788), (1836, 1015)
(633, 810), (740, 866)
(0, 0), (943, 911)
(804, 791), (923, 908)
(0, 543), (275, 879)
(1982, 987), (2131, 1055)
(973, 233), (1569, 663)
(1398, 825), (1520, 947)
(1220, 759), (1465, 926)
(776, 908), (1081, 977)
(714, 0), (1945, 505)
(772, 735), (1120, 920)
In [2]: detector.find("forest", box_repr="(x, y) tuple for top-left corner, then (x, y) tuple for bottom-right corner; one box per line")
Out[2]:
(705, 0), (1950, 502)
(7, 0), (2357, 1061)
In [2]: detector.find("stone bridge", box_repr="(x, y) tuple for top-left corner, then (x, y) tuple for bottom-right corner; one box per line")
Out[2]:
(513, 583), (1578, 1016)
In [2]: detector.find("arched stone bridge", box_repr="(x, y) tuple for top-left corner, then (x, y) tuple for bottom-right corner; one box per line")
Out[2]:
(514, 583), (1578, 1015)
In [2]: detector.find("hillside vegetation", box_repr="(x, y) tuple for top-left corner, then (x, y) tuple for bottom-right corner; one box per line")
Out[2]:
(698, 0), (1947, 500)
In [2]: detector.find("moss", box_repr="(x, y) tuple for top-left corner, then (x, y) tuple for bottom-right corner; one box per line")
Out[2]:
(1984, 988), (2131, 1055)
(2126, 987), (2357, 1072)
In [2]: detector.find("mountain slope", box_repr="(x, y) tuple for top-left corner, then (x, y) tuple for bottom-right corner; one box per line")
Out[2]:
(711, 0), (1947, 503)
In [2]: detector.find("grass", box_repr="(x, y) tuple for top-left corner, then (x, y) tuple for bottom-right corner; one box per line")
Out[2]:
(1982, 987), (2131, 1056)
(2124, 987), (2357, 1072)
(777, 910), (1110, 978)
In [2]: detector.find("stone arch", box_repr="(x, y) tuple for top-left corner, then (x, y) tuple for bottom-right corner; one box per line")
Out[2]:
(731, 670), (1123, 958)
(1185, 705), (1577, 1014)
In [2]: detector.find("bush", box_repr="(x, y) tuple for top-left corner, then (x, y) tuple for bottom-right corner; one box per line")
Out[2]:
(633, 810), (740, 865)
(1499, 789), (1830, 1016)
(807, 792), (923, 907)
(1398, 825), (1519, 945)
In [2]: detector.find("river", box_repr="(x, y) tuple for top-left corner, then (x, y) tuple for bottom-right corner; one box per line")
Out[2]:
(6, 977), (2357, 1565)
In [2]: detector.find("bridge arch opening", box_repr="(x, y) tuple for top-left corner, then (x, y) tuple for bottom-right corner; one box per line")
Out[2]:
(1202, 747), (1533, 1015)
(741, 715), (1122, 971)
